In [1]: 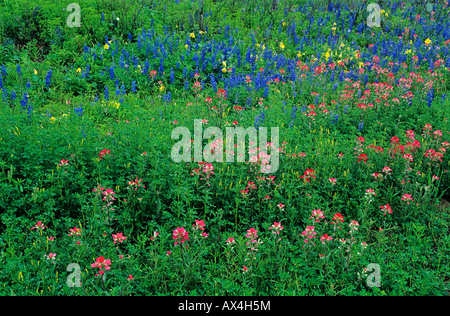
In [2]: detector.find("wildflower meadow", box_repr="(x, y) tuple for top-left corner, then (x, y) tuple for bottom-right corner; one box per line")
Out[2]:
(0, 0), (449, 298)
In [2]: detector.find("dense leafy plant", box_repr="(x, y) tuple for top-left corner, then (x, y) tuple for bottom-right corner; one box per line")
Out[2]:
(0, 0), (449, 296)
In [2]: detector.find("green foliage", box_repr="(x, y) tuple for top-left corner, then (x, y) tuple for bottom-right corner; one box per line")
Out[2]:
(0, 0), (449, 296)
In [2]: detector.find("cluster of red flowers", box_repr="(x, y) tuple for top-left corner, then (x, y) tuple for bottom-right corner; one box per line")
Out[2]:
(300, 168), (316, 182)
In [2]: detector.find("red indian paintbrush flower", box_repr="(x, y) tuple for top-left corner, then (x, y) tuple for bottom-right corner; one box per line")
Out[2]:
(192, 219), (206, 231)
(380, 204), (393, 216)
(331, 213), (344, 225)
(91, 256), (111, 276)
(68, 227), (82, 236)
(300, 168), (316, 182)
(112, 232), (127, 244)
(268, 222), (284, 234)
(31, 221), (46, 231)
(173, 227), (189, 246)
(98, 149), (111, 159)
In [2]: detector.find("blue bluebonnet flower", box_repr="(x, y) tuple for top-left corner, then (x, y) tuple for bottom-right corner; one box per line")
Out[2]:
(2, 88), (7, 102)
(289, 106), (298, 128)
(83, 43), (90, 56)
(210, 75), (217, 92)
(427, 89), (434, 107)
(254, 111), (265, 129)
(26, 103), (33, 119)
(1, 65), (7, 79)
(184, 81), (189, 90)
(291, 106), (298, 120)
(159, 58), (164, 75)
(170, 68), (175, 84)
(163, 92), (172, 103)
(0, 76), (3, 90)
(143, 60), (150, 75)
(11, 90), (16, 101)
(26, 80), (31, 89)
(236, 48), (242, 68)
(119, 55), (125, 68)
(104, 86), (109, 101)
(131, 55), (139, 68)
(263, 86), (269, 98)
(344, 104), (349, 114)
(358, 121), (364, 131)
(109, 66), (115, 80)
(101, 12), (105, 22)
(131, 81), (136, 93)
(234, 91), (240, 104)
(245, 47), (252, 64)
(74, 104), (83, 116)
(16, 64), (22, 77)
(45, 70), (52, 88)
(193, 52), (199, 68)
(329, 113), (338, 124)
(20, 93), (28, 109)
(81, 65), (91, 79)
